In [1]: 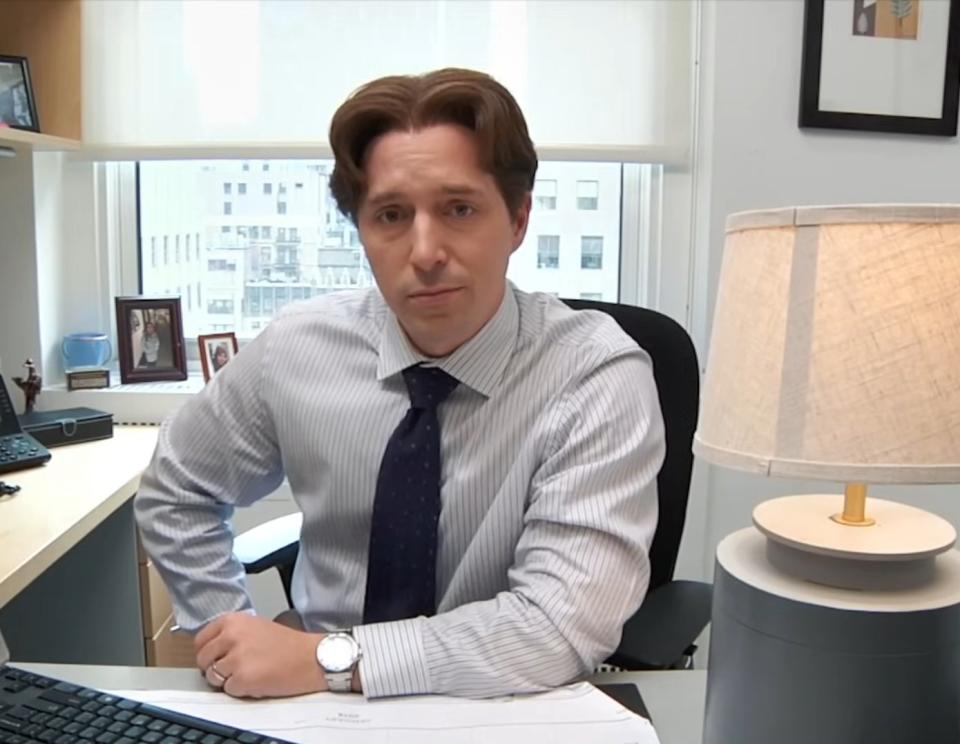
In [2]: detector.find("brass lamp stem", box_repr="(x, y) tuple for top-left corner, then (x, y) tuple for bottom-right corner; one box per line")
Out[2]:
(831, 483), (876, 527)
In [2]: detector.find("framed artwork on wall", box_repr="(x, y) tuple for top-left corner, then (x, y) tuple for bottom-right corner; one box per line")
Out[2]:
(115, 296), (188, 384)
(799, 0), (960, 135)
(0, 55), (39, 132)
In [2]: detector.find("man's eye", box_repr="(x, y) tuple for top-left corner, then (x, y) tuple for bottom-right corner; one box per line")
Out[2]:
(376, 208), (401, 224)
(450, 203), (475, 218)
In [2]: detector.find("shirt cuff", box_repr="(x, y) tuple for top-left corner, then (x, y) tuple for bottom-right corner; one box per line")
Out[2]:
(353, 618), (431, 698)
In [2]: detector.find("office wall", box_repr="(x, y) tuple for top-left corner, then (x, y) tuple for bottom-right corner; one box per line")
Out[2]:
(684, 0), (960, 581)
(0, 152), (41, 381)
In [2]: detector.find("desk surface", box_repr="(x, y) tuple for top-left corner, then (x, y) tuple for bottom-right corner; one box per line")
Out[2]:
(0, 426), (158, 609)
(17, 664), (707, 744)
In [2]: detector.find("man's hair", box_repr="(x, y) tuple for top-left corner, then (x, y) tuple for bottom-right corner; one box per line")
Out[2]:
(329, 68), (538, 223)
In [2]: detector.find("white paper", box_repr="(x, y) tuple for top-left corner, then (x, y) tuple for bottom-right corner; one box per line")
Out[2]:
(109, 682), (660, 744)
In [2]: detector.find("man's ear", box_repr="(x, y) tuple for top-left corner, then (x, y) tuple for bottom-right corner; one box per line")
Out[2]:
(510, 193), (533, 253)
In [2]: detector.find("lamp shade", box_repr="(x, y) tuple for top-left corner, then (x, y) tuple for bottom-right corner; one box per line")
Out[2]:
(694, 204), (960, 484)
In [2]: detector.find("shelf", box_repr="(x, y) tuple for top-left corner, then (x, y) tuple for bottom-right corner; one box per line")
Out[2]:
(0, 128), (81, 152)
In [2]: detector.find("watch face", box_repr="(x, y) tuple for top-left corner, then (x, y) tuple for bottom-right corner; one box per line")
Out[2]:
(318, 634), (359, 673)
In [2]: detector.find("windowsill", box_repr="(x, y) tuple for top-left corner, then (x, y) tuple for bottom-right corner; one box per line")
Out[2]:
(39, 373), (205, 425)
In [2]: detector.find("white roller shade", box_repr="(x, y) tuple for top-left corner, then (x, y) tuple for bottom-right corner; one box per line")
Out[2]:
(82, 0), (695, 161)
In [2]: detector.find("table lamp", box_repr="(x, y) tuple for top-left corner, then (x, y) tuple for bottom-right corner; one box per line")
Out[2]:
(695, 205), (960, 744)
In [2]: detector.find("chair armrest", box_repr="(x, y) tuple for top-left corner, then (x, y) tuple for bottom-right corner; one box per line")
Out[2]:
(606, 579), (712, 670)
(234, 512), (303, 574)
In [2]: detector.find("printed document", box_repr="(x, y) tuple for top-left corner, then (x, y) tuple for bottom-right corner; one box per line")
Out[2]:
(110, 681), (660, 744)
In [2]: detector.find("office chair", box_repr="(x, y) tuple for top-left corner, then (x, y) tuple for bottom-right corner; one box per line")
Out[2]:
(234, 299), (711, 670)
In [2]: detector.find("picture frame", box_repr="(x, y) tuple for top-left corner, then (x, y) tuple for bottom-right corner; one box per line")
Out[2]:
(114, 297), (188, 384)
(198, 332), (239, 382)
(799, 0), (960, 135)
(0, 55), (39, 132)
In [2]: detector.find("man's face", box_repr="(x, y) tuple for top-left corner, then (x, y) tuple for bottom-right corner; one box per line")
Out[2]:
(357, 124), (530, 357)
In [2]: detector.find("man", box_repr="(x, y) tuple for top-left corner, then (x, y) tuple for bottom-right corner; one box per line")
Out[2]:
(135, 68), (664, 700)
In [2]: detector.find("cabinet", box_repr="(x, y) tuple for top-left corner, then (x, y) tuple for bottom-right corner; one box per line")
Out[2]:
(136, 539), (196, 667)
(0, 0), (83, 151)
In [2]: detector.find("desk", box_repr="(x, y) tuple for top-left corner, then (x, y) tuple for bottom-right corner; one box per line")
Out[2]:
(0, 427), (159, 664)
(18, 663), (708, 744)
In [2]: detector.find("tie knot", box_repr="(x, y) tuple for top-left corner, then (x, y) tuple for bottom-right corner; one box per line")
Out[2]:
(402, 365), (459, 410)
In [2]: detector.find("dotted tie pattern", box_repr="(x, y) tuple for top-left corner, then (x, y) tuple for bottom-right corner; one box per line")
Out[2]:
(362, 365), (460, 624)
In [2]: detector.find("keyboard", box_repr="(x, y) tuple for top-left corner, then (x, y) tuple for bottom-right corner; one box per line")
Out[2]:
(0, 434), (51, 475)
(0, 666), (293, 744)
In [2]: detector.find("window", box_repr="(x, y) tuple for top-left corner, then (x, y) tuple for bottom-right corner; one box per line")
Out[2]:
(279, 183), (287, 194)
(185, 234), (191, 260)
(537, 235), (560, 269)
(224, 201), (232, 215)
(264, 183), (273, 195)
(241, 162), (250, 172)
(580, 236), (603, 269)
(139, 159), (641, 338)
(223, 183), (232, 195)
(187, 284), (192, 310)
(175, 235), (181, 263)
(580, 292), (603, 301)
(576, 180), (599, 210)
(262, 163), (269, 172)
(150, 237), (157, 268)
(535, 180), (557, 210)
(238, 183), (247, 195)
(163, 236), (169, 264)
(295, 182), (303, 189)
(208, 299), (234, 314)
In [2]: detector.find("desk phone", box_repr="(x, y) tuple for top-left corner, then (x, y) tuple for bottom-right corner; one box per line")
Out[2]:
(0, 376), (51, 474)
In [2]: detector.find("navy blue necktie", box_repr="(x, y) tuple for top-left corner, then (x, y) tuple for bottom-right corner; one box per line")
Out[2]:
(363, 365), (460, 624)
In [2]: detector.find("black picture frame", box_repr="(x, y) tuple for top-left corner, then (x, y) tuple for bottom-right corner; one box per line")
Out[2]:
(799, 0), (960, 136)
(0, 55), (39, 133)
(115, 297), (188, 384)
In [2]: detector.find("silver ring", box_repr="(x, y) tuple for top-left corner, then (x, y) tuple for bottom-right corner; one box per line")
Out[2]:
(209, 663), (228, 686)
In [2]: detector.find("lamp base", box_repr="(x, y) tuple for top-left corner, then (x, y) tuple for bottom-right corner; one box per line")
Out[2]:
(753, 494), (955, 589)
(704, 528), (960, 744)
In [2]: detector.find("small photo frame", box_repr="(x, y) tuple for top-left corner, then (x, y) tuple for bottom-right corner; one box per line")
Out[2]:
(799, 0), (960, 135)
(0, 55), (39, 132)
(198, 332), (239, 382)
(115, 296), (188, 384)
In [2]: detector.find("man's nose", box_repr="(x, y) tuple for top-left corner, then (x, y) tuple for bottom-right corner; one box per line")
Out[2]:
(409, 213), (447, 271)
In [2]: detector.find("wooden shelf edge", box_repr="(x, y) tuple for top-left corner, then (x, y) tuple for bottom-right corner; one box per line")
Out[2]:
(0, 128), (82, 152)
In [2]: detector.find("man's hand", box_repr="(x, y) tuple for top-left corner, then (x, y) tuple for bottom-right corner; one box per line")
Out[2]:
(194, 613), (326, 698)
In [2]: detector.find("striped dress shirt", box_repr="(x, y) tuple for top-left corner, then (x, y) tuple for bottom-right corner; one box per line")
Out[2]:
(134, 283), (664, 698)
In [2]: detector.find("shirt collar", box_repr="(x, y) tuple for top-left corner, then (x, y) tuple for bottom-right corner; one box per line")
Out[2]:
(376, 283), (519, 398)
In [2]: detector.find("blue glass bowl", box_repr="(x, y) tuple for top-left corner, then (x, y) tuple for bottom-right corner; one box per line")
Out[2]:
(62, 332), (112, 370)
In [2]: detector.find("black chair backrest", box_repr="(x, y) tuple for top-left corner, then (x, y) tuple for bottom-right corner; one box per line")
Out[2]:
(562, 299), (699, 592)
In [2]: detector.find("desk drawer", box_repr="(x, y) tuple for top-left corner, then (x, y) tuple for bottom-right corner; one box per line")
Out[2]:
(146, 613), (196, 668)
(138, 560), (173, 637)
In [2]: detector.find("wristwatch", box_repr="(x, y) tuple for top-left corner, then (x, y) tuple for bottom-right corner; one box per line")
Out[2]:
(315, 630), (361, 692)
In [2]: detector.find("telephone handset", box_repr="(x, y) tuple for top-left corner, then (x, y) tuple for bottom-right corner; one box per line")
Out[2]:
(0, 376), (51, 474)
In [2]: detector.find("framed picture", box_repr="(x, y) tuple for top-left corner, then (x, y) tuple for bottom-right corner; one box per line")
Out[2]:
(198, 332), (239, 382)
(0, 55), (39, 132)
(115, 297), (188, 384)
(799, 0), (960, 135)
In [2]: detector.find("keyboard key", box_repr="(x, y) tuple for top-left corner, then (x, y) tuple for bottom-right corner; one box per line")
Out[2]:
(137, 707), (235, 740)
(54, 735), (78, 744)
(51, 685), (80, 695)
(39, 693), (82, 710)
(200, 735), (222, 744)
(140, 732), (162, 743)
(25, 702), (60, 716)
(93, 733), (116, 744)
(236, 735), (260, 744)
(0, 717), (25, 733)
